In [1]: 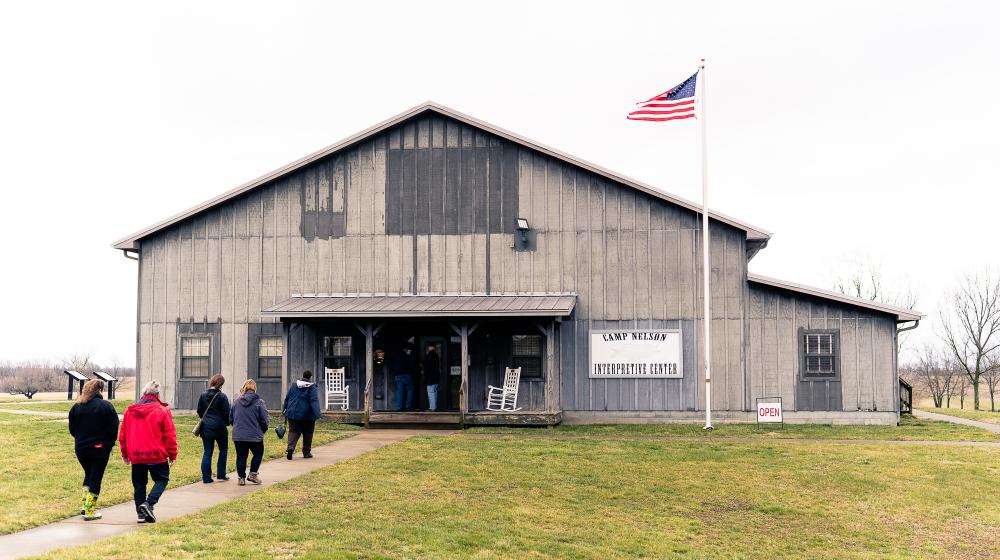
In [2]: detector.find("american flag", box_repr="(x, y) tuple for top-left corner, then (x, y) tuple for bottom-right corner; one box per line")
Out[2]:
(627, 72), (698, 122)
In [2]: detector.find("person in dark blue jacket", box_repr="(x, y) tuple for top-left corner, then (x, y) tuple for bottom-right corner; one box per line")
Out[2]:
(283, 370), (322, 460)
(229, 379), (269, 485)
(196, 374), (231, 483)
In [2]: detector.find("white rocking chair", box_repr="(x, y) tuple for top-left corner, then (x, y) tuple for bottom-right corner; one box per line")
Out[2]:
(486, 367), (522, 412)
(325, 367), (349, 411)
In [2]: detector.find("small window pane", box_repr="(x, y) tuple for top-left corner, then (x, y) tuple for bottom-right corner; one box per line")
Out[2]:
(182, 337), (210, 358)
(181, 337), (211, 378)
(512, 335), (543, 379)
(181, 357), (210, 378)
(258, 336), (283, 357)
(258, 357), (282, 378)
(324, 337), (352, 357)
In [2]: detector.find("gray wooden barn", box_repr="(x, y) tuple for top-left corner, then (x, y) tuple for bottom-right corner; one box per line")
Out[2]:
(113, 102), (921, 425)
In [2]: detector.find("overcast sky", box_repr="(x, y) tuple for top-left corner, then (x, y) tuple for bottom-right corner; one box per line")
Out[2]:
(1, 1), (996, 366)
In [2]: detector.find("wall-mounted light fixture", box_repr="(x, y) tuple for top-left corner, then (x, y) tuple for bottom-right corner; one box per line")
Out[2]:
(514, 217), (534, 252)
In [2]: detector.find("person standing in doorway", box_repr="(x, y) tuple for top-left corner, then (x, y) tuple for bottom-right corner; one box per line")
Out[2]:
(196, 374), (231, 483)
(388, 343), (416, 411)
(283, 370), (321, 460)
(230, 379), (269, 485)
(423, 342), (441, 412)
(119, 380), (177, 524)
(68, 379), (119, 521)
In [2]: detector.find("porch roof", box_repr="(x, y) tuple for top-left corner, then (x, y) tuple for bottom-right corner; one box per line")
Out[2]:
(262, 293), (577, 318)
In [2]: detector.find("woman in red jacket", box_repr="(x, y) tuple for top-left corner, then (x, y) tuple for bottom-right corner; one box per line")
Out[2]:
(118, 380), (177, 524)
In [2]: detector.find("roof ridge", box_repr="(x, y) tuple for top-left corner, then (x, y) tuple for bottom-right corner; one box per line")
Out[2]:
(113, 101), (771, 250)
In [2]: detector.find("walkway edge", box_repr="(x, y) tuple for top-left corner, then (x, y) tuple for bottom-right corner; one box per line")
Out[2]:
(0, 429), (450, 560)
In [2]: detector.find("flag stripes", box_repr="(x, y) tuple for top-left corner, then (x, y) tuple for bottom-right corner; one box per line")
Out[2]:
(627, 72), (698, 122)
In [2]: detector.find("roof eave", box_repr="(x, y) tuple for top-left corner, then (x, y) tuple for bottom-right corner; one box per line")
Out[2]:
(111, 101), (771, 251)
(747, 273), (924, 322)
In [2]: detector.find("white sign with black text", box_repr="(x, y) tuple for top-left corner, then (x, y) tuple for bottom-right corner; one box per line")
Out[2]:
(589, 330), (683, 379)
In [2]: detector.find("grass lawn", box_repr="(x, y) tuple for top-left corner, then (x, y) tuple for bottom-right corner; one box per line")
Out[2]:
(37, 423), (1000, 560)
(473, 414), (1000, 441)
(0, 399), (135, 414)
(916, 406), (1000, 425)
(0, 412), (355, 535)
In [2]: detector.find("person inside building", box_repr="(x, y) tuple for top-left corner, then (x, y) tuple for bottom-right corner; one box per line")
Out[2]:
(283, 369), (321, 460)
(196, 374), (231, 483)
(230, 379), (269, 485)
(119, 380), (177, 524)
(423, 342), (441, 412)
(388, 343), (416, 411)
(68, 379), (119, 521)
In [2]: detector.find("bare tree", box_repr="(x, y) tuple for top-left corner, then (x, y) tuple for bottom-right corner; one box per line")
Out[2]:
(983, 352), (1000, 412)
(940, 272), (1000, 411)
(4, 367), (54, 399)
(834, 259), (918, 309)
(61, 353), (94, 374)
(834, 259), (919, 353)
(911, 345), (954, 409)
(957, 375), (969, 409)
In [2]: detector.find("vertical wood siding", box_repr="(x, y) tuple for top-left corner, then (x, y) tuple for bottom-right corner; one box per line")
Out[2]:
(135, 112), (816, 412)
(746, 284), (897, 412)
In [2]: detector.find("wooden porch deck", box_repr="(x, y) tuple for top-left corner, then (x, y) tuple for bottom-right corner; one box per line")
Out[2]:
(320, 410), (562, 427)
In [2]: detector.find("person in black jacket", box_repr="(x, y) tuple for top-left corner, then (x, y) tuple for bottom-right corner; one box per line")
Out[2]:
(283, 370), (322, 460)
(68, 379), (120, 521)
(196, 374), (232, 483)
(423, 343), (442, 411)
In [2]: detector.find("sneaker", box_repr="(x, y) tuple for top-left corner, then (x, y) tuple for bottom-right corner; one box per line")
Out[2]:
(238, 477), (246, 486)
(247, 472), (262, 485)
(216, 476), (230, 481)
(137, 513), (147, 523)
(202, 479), (214, 484)
(138, 502), (156, 523)
(286, 449), (293, 460)
(303, 452), (313, 459)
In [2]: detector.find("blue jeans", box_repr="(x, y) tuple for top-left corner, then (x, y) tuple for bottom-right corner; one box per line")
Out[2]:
(426, 383), (439, 411)
(394, 374), (414, 410)
(200, 430), (228, 481)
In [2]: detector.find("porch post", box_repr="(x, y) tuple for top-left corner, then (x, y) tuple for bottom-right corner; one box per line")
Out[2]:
(535, 320), (558, 414)
(450, 321), (475, 429)
(281, 320), (290, 408)
(355, 322), (384, 428)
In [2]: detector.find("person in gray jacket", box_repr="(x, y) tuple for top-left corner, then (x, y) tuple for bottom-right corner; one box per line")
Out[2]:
(229, 379), (269, 485)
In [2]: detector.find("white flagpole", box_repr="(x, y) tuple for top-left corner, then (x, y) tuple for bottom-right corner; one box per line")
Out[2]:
(699, 58), (713, 430)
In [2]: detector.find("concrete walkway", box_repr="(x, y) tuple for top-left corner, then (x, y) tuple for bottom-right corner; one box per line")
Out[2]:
(913, 408), (1000, 434)
(0, 408), (70, 418)
(0, 429), (449, 560)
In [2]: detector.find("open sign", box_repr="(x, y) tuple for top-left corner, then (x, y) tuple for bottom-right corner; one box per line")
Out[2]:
(756, 399), (783, 424)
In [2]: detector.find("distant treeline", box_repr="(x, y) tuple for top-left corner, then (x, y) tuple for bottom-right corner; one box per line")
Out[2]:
(0, 356), (135, 398)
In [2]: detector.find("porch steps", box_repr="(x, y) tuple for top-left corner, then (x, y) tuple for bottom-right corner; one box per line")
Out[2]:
(320, 410), (562, 427)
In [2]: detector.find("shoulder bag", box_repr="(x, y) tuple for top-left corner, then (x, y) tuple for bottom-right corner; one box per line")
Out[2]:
(275, 410), (287, 439)
(192, 390), (221, 437)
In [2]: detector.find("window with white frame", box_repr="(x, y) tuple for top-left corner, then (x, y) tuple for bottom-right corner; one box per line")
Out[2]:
(801, 331), (838, 379)
(258, 336), (283, 378)
(180, 337), (211, 378)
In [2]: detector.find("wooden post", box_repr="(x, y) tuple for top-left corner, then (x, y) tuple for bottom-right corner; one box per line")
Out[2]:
(355, 322), (383, 428)
(281, 321), (290, 409)
(450, 322), (479, 429)
(535, 320), (557, 414)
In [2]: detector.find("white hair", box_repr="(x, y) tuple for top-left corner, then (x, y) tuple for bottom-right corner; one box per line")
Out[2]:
(142, 380), (161, 396)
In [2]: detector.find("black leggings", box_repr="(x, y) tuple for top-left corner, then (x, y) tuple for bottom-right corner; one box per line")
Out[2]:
(233, 440), (264, 478)
(76, 446), (112, 495)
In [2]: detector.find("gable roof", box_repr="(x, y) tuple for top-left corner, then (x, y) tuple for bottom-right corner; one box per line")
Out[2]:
(747, 273), (923, 322)
(112, 101), (771, 251)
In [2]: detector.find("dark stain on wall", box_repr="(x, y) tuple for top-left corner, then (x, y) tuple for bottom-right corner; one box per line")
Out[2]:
(299, 159), (347, 241)
(385, 143), (519, 235)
